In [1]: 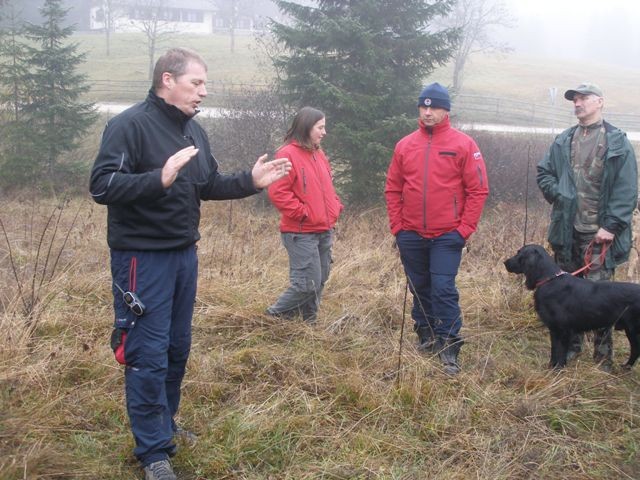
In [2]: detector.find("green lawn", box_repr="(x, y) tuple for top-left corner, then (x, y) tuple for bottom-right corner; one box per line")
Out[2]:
(77, 32), (268, 85)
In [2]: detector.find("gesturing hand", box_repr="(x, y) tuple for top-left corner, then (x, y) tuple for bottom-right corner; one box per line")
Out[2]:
(251, 154), (293, 189)
(161, 146), (199, 188)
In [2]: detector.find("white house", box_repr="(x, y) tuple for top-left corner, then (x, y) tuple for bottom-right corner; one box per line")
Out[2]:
(88, 0), (260, 35)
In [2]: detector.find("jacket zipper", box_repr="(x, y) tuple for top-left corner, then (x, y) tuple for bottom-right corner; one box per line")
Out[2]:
(302, 167), (307, 194)
(453, 194), (458, 219)
(299, 166), (308, 232)
(313, 152), (331, 230)
(423, 133), (432, 230)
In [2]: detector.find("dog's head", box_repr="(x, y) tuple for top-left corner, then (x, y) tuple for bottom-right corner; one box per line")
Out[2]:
(504, 244), (558, 290)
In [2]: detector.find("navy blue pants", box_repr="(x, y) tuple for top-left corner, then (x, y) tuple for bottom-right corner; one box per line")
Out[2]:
(395, 230), (464, 339)
(111, 246), (197, 467)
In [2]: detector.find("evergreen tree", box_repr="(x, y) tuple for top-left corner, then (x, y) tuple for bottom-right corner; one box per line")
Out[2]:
(22, 0), (96, 186)
(270, 0), (459, 204)
(0, 1), (36, 187)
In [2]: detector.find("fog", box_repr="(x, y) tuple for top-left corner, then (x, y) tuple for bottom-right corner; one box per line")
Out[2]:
(499, 0), (640, 68)
(6, 0), (640, 69)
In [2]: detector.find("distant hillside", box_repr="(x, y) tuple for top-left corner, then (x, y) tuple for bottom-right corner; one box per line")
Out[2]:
(74, 33), (640, 119)
(429, 53), (640, 115)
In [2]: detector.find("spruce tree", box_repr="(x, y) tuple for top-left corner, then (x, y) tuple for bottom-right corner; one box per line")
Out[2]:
(0, 1), (36, 187)
(271, 0), (459, 204)
(22, 0), (96, 186)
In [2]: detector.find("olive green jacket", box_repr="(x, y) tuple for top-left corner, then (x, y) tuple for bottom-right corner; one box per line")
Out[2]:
(537, 121), (638, 268)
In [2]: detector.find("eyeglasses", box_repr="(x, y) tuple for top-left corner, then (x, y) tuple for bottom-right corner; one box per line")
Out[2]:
(114, 283), (146, 316)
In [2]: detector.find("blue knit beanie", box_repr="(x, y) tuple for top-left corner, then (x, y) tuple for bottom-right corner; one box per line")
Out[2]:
(417, 82), (451, 111)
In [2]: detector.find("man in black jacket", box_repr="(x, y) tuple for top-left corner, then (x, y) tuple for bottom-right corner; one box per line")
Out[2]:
(89, 47), (291, 480)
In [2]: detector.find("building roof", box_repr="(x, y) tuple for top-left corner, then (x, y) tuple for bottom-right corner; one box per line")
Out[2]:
(115, 0), (217, 11)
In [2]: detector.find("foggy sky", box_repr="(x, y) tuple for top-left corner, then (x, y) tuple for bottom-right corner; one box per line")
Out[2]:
(498, 0), (640, 68)
(7, 0), (640, 69)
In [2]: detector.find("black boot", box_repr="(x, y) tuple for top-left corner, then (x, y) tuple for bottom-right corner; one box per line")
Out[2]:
(566, 331), (583, 362)
(414, 325), (435, 353)
(434, 336), (463, 375)
(593, 327), (613, 372)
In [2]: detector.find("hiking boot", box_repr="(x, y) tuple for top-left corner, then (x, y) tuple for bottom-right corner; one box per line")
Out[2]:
(414, 325), (435, 353)
(301, 311), (317, 324)
(434, 336), (463, 376)
(174, 426), (198, 445)
(566, 348), (581, 362)
(144, 460), (176, 480)
(596, 360), (613, 373)
(593, 327), (613, 371)
(265, 307), (298, 320)
(593, 352), (613, 373)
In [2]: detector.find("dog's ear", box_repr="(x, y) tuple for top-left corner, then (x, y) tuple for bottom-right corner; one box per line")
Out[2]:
(522, 247), (545, 290)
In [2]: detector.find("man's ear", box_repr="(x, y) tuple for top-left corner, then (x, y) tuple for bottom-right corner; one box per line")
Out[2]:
(161, 71), (173, 90)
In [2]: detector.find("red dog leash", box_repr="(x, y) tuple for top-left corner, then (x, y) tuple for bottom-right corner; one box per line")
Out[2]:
(534, 240), (610, 289)
(571, 239), (610, 277)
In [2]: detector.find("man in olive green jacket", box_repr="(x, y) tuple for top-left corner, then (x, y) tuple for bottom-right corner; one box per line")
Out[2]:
(537, 82), (638, 371)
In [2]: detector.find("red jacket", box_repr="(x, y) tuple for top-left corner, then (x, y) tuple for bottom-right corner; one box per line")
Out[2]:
(385, 116), (489, 239)
(268, 141), (343, 233)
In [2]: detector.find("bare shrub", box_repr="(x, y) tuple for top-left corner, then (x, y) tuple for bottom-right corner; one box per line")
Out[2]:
(203, 85), (288, 172)
(467, 129), (554, 206)
(0, 196), (98, 335)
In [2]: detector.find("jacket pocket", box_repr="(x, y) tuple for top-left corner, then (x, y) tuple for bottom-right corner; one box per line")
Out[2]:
(548, 204), (568, 247)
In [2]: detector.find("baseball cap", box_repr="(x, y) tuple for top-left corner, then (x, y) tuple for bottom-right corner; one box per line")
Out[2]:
(564, 83), (603, 100)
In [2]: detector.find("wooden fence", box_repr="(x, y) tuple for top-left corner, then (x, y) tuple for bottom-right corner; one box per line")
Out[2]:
(453, 94), (640, 133)
(88, 80), (640, 133)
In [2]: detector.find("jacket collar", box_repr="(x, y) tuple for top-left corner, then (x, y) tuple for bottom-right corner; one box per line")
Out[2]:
(289, 140), (320, 152)
(418, 115), (451, 136)
(560, 119), (627, 156)
(146, 89), (193, 129)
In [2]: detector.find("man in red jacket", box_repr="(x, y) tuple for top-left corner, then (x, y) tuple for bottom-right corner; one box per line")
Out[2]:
(385, 83), (489, 375)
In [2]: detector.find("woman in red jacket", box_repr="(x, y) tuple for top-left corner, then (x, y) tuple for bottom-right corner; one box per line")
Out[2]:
(266, 107), (344, 322)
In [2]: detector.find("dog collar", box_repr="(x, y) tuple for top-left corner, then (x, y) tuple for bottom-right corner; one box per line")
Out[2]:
(535, 271), (568, 289)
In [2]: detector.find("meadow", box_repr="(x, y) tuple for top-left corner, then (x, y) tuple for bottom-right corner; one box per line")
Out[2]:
(73, 32), (640, 116)
(1, 31), (639, 480)
(1, 194), (639, 479)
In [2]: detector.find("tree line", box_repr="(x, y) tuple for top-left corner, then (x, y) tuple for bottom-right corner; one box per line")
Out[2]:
(0, 0), (509, 203)
(0, 0), (95, 192)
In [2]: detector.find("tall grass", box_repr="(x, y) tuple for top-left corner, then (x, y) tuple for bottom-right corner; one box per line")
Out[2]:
(1, 197), (638, 479)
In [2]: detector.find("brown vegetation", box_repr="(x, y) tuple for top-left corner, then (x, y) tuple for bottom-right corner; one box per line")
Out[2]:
(1, 192), (639, 479)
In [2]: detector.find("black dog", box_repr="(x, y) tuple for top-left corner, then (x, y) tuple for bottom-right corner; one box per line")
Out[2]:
(504, 244), (640, 369)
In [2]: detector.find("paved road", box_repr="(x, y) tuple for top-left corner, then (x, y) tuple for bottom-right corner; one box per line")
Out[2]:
(97, 102), (226, 118)
(96, 103), (640, 141)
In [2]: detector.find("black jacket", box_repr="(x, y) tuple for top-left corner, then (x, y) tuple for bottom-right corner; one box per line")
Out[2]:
(90, 90), (258, 250)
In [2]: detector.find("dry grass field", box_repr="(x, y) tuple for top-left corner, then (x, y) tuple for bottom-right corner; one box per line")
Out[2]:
(2, 29), (640, 480)
(1, 196), (639, 479)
